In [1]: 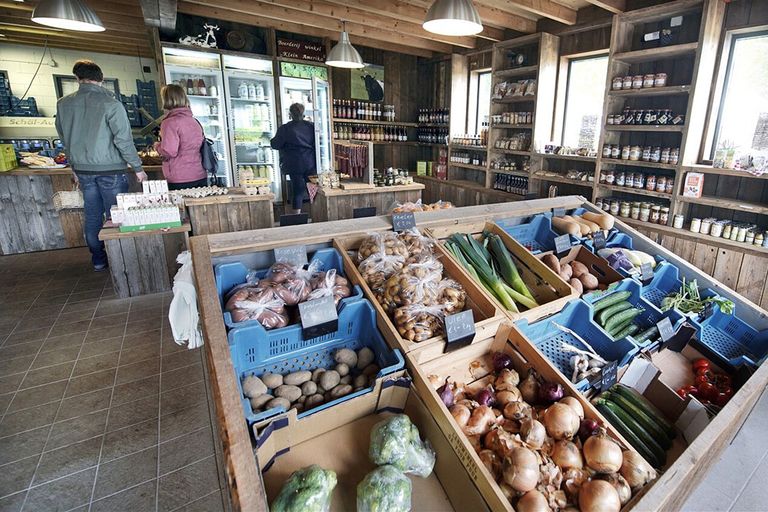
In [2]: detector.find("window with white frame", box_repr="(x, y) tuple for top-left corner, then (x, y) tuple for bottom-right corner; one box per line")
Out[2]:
(467, 69), (491, 135)
(561, 55), (609, 151)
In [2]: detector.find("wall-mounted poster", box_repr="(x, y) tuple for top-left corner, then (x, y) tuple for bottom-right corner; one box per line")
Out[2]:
(351, 64), (384, 102)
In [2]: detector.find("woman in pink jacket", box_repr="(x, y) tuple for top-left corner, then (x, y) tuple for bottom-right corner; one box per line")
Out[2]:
(154, 84), (207, 190)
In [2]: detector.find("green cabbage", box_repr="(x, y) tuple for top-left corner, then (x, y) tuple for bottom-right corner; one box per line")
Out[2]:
(271, 465), (337, 512)
(357, 465), (412, 512)
(368, 414), (435, 477)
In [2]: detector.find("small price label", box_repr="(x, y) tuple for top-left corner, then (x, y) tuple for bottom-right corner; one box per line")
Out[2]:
(701, 302), (714, 320)
(640, 262), (654, 283)
(554, 234), (571, 256)
(657, 316), (675, 342)
(392, 212), (416, 232)
(353, 206), (376, 218)
(298, 296), (338, 339)
(274, 245), (308, 267)
(552, 207), (566, 217)
(444, 310), (476, 353)
(600, 361), (618, 391)
(593, 230), (607, 251)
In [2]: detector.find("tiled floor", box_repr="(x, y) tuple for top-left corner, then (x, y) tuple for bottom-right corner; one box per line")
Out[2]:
(0, 248), (226, 512)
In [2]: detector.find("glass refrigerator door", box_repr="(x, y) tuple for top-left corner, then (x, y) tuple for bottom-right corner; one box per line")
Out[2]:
(222, 55), (281, 201)
(277, 76), (313, 205)
(161, 47), (231, 186)
(312, 76), (332, 174)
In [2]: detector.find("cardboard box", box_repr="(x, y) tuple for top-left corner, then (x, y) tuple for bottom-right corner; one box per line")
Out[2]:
(682, 172), (705, 198)
(416, 161), (427, 176)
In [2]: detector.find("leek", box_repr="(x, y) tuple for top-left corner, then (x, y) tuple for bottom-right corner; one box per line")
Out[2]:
(487, 233), (537, 304)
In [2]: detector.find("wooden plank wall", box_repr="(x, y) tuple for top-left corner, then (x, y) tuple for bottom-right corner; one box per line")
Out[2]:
(415, 176), (522, 208)
(187, 200), (274, 236)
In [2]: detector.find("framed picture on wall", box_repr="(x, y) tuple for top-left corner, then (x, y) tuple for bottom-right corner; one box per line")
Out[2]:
(350, 63), (384, 102)
(54, 75), (121, 99)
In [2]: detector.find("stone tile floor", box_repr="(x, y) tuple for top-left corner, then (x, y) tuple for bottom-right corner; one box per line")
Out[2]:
(0, 247), (765, 512)
(0, 248), (225, 512)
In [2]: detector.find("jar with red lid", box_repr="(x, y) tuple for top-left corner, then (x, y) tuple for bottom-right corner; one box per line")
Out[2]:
(612, 77), (624, 90)
(654, 73), (667, 87)
(622, 76), (633, 89)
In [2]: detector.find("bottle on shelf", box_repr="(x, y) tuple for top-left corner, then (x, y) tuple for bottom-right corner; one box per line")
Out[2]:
(186, 77), (195, 96)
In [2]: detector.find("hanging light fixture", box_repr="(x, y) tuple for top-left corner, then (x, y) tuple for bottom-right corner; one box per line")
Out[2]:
(423, 0), (483, 36)
(326, 21), (364, 69)
(32, 0), (105, 32)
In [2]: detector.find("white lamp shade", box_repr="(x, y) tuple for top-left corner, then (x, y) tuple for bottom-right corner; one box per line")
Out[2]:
(326, 30), (364, 69)
(423, 0), (483, 36)
(32, 0), (105, 32)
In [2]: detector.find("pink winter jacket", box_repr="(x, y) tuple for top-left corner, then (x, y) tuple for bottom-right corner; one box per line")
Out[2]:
(156, 107), (206, 183)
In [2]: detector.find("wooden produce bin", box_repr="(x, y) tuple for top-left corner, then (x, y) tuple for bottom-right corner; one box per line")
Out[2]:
(310, 183), (424, 222)
(185, 192), (274, 235)
(335, 233), (505, 364)
(539, 245), (624, 298)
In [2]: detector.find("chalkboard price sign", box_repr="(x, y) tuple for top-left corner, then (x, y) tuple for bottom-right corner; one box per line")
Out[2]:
(593, 230), (607, 251)
(600, 361), (618, 391)
(299, 296), (338, 339)
(444, 310), (476, 353)
(392, 212), (416, 232)
(657, 316), (675, 342)
(554, 234), (572, 256)
(274, 245), (308, 267)
(353, 207), (376, 218)
(640, 262), (654, 284)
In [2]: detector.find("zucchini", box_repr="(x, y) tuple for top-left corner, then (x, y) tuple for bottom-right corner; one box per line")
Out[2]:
(613, 323), (640, 340)
(611, 383), (675, 436)
(592, 290), (632, 313)
(594, 399), (661, 468)
(607, 318), (633, 337)
(604, 307), (642, 334)
(600, 399), (666, 467)
(635, 325), (660, 343)
(606, 392), (672, 449)
(596, 301), (633, 326)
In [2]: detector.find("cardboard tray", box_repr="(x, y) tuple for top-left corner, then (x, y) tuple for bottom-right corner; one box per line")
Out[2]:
(334, 234), (505, 364)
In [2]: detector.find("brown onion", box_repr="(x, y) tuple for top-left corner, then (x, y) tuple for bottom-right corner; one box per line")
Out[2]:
(503, 446), (539, 492)
(478, 449), (501, 478)
(496, 388), (522, 406)
(583, 431), (623, 473)
(520, 418), (546, 450)
(464, 405), (496, 436)
(467, 434), (482, 453)
(450, 403), (470, 428)
(484, 428), (515, 458)
(579, 479), (621, 512)
(503, 401), (532, 421)
(519, 369), (540, 403)
(516, 489), (552, 512)
(559, 396), (585, 420)
(620, 450), (657, 491)
(542, 403), (580, 440)
(563, 468), (589, 502)
(597, 473), (632, 505)
(495, 368), (520, 391)
(499, 482), (516, 502)
(551, 440), (583, 470)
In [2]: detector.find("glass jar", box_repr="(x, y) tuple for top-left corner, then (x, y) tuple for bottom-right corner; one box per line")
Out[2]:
(602, 200), (611, 212)
(607, 114), (615, 125)
(756, 232), (765, 246)
(670, 148), (680, 165)
(612, 76), (624, 90)
(690, 218), (702, 233)
(639, 203), (651, 222)
(763, 232), (768, 247)
(650, 205), (661, 224)
(632, 75), (644, 89)
(611, 145), (621, 159)
(616, 171), (626, 187)
(620, 202), (631, 218)
(721, 223), (731, 239)
(659, 207), (670, 225)
(604, 170), (615, 184)
(633, 172), (645, 189)
(730, 225), (740, 241)
(602, 144), (612, 158)
(737, 226), (747, 242)
(622, 146), (631, 160)
(610, 200), (620, 216)
(660, 147), (671, 164)
(622, 76), (633, 89)
(643, 74), (656, 88)
(746, 230), (755, 245)
(665, 178), (674, 194)
(631, 202), (641, 219)
(595, 198), (604, 210)
(645, 174), (657, 191)
(650, 147), (661, 163)
(642, 146), (652, 161)
(673, 214), (685, 229)
(656, 176), (667, 192)
(654, 73), (668, 87)
(700, 218), (712, 235)
(629, 145), (641, 161)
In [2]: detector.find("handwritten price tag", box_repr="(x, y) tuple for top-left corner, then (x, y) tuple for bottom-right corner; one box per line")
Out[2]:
(298, 296), (338, 339)
(600, 361), (618, 391)
(392, 212), (416, 232)
(554, 234), (571, 256)
(444, 310), (475, 353)
(274, 245), (308, 267)
(657, 316), (675, 342)
(593, 230), (607, 250)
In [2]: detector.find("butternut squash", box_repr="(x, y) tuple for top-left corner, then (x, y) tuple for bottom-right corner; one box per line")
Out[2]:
(562, 215), (590, 236)
(581, 211), (615, 230)
(551, 216), (581, 236)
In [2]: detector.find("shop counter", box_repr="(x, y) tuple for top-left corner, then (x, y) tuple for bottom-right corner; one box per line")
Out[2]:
(98, 221), (190, 298)
(184, 192), (274, 235)
(309, 183), (424, 222)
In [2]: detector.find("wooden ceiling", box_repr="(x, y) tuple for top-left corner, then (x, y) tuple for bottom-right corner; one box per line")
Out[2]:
(0, 0), (626, 59)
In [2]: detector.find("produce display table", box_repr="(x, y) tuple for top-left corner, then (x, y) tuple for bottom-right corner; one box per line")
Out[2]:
(99, 221), (190, 298)
(190, 196), (768, 512)
(309, 183), (424, 222)
(184, 192), (274, 235)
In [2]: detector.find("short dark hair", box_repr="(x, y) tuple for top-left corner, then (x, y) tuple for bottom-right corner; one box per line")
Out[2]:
(72, 60), (103, 82)
(289, 103), (305, 120)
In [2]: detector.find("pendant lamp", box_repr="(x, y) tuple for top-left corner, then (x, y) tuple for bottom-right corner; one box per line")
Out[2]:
(32, 0), (105, 32)
(423, 0), (483, 36)
(326, 22), (364, 69)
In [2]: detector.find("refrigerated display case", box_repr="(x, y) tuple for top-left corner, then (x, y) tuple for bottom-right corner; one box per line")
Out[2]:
(222, 54), (281, 200)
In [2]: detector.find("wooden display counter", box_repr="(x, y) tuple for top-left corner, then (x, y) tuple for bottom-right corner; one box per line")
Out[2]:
(99, 221), (190, 298)
(415, 175), (523, 207)
(190, 196), (768, 512)
(184, 192), (274, 235)
(309, 183), (424, 222)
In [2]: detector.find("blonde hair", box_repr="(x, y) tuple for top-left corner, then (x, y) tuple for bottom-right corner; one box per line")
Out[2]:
(161, 84), (189, 110)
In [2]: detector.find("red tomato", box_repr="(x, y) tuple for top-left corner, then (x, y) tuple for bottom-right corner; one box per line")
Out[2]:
(715, 374), (732, 390)
(696, 368), (714, 379)
(715, 392), (731, 407)
(694, 374), (710, 386)
(692, 358), (711, 371)
(697, 382), (719, 401)
(676, 388), (688, 398)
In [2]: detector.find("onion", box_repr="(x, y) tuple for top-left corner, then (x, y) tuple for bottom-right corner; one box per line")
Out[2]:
(578, 418), (600, 442)
(516, 489), (552, 512)
(484, 428), (515, 458)
(538, 381), (564, 404)
(583, 430), (623, 473)
(437, 377), (455, 407)
(502, 446), (540, 492)
(563, 468), (589, 502)
(519, 369), (540, 403)
(597, 473), (632, 505)
(503, 401), (532, 421)
(467, 434), (482, 453)
(492, 351), (514, 372)
(541, 403), (580, 440)
(520, 418), (546, 450)
(478, 449), (501, 478)
(495, 368), (520, 391)
(496, 388), (522, 406)
(551, 440), (583, 470)
(464, 405), (496, 436)
(475, 387), (496, 407)
(620, 450), (657, 490)
(499, 482), (516, 502)
(450, 403), (470, 428)
(579, 479), (621, 512)
(559, 396), (584, 419)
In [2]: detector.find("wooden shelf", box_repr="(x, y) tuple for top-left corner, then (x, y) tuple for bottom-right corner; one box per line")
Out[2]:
(601, 158), (678, 170)
(604, 124), (685, 132)
(613, 42), (698, 64)
(450, 144), (488, 151)
(332, 118), (418, 127)
(417, 142), (448, 148)
(598, 183), (673, 199)
(490, 169), (528, 178)
(533, 173), (594, 187)
(418, 123), (449, 128)
(682, 165), (768, 180)
(608, 85), (692, 97)
(494, 65), (538, 79)
(332, 139), (419, 146)
(492, 96), (536, 104)
(450, 163), (487, 172)
(231, 97), (270, 103)
(536, 153), (597, 163)
(492, 124), (533, 130)
(677, 195), (768, 215)
(490, 149), (531, 157)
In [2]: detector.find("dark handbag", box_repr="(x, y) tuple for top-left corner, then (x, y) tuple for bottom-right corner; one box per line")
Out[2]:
(195, 119), (219, 177)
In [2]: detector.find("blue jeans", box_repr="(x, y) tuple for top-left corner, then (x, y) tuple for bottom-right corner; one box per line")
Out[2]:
(77, 173), (129, 267)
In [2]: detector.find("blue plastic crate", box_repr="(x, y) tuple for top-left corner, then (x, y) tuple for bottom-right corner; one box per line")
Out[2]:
(692, 305), (768, 369)
(231, 299), (404, 426)
(495, 213), (579, 254)
(640, 262), (720, 316)
(215, 247), (363, 330)
(583, 232), (634, 252)
(514, 299), (639, 390)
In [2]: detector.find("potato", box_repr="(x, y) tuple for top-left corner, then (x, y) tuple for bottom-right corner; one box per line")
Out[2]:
(353, 374), (369, 389)
(274, 384), (302, 403)
(301, 381), (317, 396)
(362, 363), (380, 377)
(249, 393), (272, 410)
(356, 347), (375, 370)
(261, 372), (283, 390)
(304, 393), (324, 409)
(311, 368), (326, 383)
(284, 371), (312, 386)
(265, 397), (291, 411)
(569, 278), (584, 296)
(541, 254), (560, 274)
(559, 263), (573, 281)
(579, 273), (599, 291)
(297, 394), (307, 404)
(241, 375), (267, 398)
(318, 370), (341, 391)
(335, 363), (350, 377)
(290, 403), (304, 413)
(334, 348), (358, 367)
(340, 375), (352, 385)
(329, 384), (353, 399)
(570, 261), (589, 278)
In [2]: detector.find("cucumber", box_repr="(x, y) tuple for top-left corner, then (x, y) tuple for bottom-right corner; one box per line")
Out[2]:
(611, 383), (675, 436)
(595, 399), (662, 468)
(592, 290), (632, 313)
(601, 399), (666, 467)
(608, 318), (633, 337)
(613, 323), (640, 340)
(635, 325), (660, 343)
(604, 307), (642, 334)
(606, 391), (672, 449)
(596, 301), (633, 326)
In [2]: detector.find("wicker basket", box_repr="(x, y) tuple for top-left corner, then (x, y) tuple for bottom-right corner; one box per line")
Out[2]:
(52, 187), (84, 211)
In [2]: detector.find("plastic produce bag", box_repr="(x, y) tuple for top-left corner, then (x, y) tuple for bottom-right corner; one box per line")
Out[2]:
(308, 269), (352, 305)
(356, 465), (412, 512)
(369, 414), (435, 477)
(392, 303), (446, 342)
(227, 287), (289, 328)
(397, 228), (436, 263)
(357, 232), (409, 263)
(437, 278), (467, 314)
(266, 260), (321, 306)
(271, 465), (337, 512)
(378, 257), (443, 313)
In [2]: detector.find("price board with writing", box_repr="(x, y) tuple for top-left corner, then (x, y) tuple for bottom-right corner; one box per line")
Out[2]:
(298, 296), (338, 339)
(274, 245), (308, 267)
(444, 310), (476, 353)
(552, 207), (566, 217)
(639, 262), (654, 283)
(392, 212), (416, 232)
(593, 230), (607, 251)
(600, 361), (618, 391)
(657, 316), (675, 342)
(554, 234), (571, 256)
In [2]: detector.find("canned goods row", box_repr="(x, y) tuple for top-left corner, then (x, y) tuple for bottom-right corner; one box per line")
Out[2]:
(611, 73), (668, 90)
(601, 144), (680, 164)
(689, 218), (767, 247)
(491, 112), (533, 125)
(607, 107), (684, 126)
(600, 170), (674, 194)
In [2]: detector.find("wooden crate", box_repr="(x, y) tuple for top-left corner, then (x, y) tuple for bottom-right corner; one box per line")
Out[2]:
(334, 234), (505, 364)
(541, 245), (625, 297)
(429, 220), (578, 324)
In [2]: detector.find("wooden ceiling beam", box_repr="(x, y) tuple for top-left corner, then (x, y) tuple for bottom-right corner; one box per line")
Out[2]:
(177, 1), (435, 58)
(139, 0), (178, 31)
(581, 0), (625, 14)
(6, 0), (145, 19)
(2, 35), (151, 57)
(477, 0), (577, 25)
(405, 0), (536, 33)
(0, 9), (149, 38)
(180, 0), (454, 54)
(0, 22), (154, 47)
